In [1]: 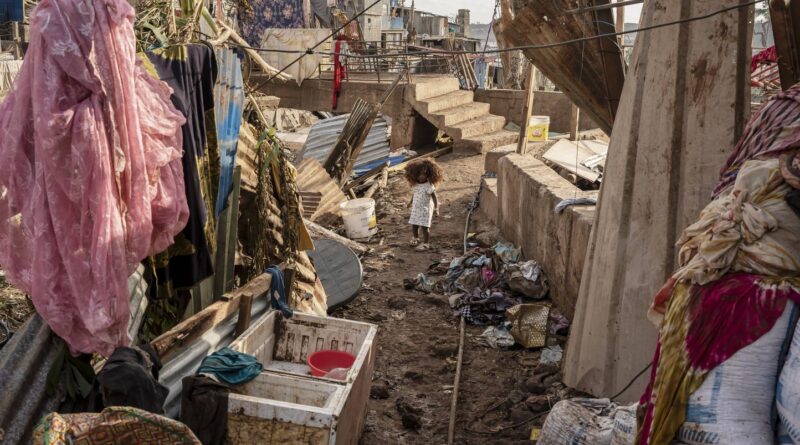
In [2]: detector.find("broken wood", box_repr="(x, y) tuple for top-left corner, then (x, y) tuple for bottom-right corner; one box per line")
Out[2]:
(233, 293), (253, 337)
(517, 66), (536, 154)
(343, 161), (390, 192)
(304, 219), (369, 254)
(769, 0), (800, 90)
(215, 20), (292, 81)
(150, 274), (272, 362)
(363, 167), (388, 199)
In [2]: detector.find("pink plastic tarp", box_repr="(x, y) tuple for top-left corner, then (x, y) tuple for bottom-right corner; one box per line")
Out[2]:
(0, 0), (189, 355)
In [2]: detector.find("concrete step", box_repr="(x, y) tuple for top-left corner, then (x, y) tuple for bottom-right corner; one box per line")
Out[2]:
(417, 90), (475, 115)
(455, 130), (520, 154)
(446, 114), (506, 140)
(409, 78), (462, 101)
(430, 102), (491, 128)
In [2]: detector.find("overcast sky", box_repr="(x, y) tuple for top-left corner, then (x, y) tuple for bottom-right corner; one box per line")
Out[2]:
(411, 1), (643, 25)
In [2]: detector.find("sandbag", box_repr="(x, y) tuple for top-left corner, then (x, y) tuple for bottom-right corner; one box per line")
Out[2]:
(675, 302), (796, 445)
(777, 305), (800, 445)
(538, 398), (636, 445)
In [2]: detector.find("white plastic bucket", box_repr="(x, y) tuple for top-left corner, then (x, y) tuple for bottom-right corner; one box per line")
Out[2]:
(527, 115), (551, 142)
(340, 198), (378, 239)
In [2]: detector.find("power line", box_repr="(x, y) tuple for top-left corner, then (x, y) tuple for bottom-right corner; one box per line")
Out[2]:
(217, 0), (763, 64)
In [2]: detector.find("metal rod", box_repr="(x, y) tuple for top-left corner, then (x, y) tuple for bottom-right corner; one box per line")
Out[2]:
(565, 0), (643, 15)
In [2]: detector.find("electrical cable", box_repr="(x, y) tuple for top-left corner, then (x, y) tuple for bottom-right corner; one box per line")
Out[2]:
(210, 0), (762, 61)
(609, 362), (652, 401)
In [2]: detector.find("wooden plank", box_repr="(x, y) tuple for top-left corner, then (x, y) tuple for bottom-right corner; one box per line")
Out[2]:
(304, 219), (369, 255)
(769, 0), (800, 89)
(343, 161), (390, 192)
(517, 66), (536, 154)
(151, 273), (272, 361)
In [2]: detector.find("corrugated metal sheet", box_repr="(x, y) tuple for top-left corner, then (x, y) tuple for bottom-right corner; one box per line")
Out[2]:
(297, 113), (391, 173)
(214, 48), (245, 216)
(159, 296), (271, 417)
(497, 0), (625, 134)
(295, 158), (347, 221)
(0, 315), (63, 445)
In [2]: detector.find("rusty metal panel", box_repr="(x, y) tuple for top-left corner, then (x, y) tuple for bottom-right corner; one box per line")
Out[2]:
(498, 0), (625, 134)
(295, 158), (347, 222)
(297, 113), (391, 173)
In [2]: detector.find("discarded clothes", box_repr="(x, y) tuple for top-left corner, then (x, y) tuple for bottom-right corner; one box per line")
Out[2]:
(505, 260), (549, 299)
(404, 273), (435, 293)
(449, 289), (522, 325)
(540, 345), (563, 365)
(198, 347), (262, 385)
(97, 346), (168, 414)
(494, 242), (522, 264)
(478, 323), (515, 349)
(538, 398), (636, 445)
(144, 44), (220, 301)
(0, 0), (188, 355)
(266, 266), (294, 318)
(33, 406), (200, 445)
(554, 198), (597, 214)
(181, 375), (232, 445)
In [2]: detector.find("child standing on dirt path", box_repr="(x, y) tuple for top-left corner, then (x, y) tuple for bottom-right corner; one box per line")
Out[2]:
(404, 158), (443, 251)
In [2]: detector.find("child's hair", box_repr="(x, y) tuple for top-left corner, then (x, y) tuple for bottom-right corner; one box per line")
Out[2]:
(404, 158), (444, 186)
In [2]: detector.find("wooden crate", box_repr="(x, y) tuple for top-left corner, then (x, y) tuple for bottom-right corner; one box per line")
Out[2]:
(227, 311), (377, 444)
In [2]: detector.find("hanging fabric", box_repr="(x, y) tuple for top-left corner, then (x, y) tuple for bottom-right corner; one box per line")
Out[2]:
(0, 0), (188, 355)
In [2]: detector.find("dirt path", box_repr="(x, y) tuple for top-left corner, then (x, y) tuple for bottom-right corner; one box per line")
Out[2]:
(331, 152), (572, 445)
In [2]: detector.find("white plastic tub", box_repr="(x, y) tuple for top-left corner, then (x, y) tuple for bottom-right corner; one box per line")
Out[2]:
(339, 198), (377, 239)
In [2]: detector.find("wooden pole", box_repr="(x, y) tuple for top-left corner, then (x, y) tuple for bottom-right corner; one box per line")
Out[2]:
(615, 0), (625, 47)
(447, 316), (466, 445)
(570, 105), (581, 140)
(516, 65), (537, 154)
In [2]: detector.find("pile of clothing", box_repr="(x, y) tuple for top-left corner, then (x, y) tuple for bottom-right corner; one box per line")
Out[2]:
(441, 243), (549, 326)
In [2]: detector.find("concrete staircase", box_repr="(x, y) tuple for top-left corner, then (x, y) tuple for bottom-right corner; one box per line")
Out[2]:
(407, 78), (518, 154)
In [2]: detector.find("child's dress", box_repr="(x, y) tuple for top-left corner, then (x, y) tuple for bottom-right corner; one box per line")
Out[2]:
(409, 182), (435, 227)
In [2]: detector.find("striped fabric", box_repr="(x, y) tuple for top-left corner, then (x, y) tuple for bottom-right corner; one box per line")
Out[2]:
(714, 83), (800, 198)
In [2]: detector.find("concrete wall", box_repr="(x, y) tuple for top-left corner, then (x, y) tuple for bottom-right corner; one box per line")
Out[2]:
(473, 89), (599, 134)
(496, 154), (597, 318)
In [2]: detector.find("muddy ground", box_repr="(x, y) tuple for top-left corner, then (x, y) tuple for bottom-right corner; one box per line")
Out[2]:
(330, 152), (578, 445)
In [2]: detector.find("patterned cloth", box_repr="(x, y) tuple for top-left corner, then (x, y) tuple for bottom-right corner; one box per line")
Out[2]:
(713, 83), (800, 198)
(238, 0), (305, 46)
(0, 0), (188, 355)
(34, 406), (200, 444)
(638, 159), (800, 445)
(409, 182), (436, 227)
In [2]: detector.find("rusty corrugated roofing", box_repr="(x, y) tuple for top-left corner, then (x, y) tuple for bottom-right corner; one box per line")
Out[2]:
(498, 0), (625, 134)
(295, 158), (347, 222)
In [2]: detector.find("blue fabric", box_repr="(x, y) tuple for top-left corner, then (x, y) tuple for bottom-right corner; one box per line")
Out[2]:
(214, 48), (245, 216)
(266, 266), (294, 318)
(197, 347), (262, 385)
(353, 155), (406, 177)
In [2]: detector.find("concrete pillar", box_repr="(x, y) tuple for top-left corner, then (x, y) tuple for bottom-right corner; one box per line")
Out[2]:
(563, 0), (752, 402)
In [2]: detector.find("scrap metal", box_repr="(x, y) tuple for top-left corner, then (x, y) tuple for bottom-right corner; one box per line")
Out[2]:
(497, 0), (625, 134)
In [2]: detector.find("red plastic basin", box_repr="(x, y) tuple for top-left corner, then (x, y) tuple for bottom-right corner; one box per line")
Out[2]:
(307, 350), (356, 377)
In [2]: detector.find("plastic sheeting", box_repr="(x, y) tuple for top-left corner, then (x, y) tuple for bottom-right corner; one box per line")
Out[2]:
(214, 48), (245, 216)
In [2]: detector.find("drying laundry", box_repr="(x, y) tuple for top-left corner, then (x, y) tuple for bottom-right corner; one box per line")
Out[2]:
(0, 0), (188, 355)
(198, 347), (263, 385)
(96, 346), (169, 414)
(143, 44), (220, 300)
